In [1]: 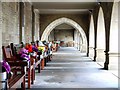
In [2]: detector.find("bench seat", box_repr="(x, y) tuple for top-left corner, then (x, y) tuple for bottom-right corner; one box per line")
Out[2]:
(8, 74), (25, 89)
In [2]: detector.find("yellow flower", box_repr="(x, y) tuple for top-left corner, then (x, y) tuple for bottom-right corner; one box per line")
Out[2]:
(38, 46), (45, 52)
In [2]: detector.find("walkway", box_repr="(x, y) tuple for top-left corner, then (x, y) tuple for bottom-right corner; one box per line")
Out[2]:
(31, 47), (118, 89)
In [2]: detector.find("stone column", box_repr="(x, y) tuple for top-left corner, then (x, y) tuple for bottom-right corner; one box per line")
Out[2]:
(24, 2), (32, 43)
(0, 1), (2, 88)
(77, 31), (79, 50)
(87, 43), (89, 57)
(104, 51), (109, 70)
(87, 14), (91, 57)
(79, 35), (82, 52)
(0, 1), (2, 61)
(93, 5), (100, 61)
(118, 2), (120, 86)
(101, 2), (113, 70)
(78, 33), (80, 51)
(19, 2), (24, 43)
(34, 9), (40, 41)
(32, 6), (35, 42)
(87, 31), (89, 57)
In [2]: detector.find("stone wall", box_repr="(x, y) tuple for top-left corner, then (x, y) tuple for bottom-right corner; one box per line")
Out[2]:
(2, 2), (19, 45)
(1, 2), (33, 44)
(54, 29), (74, 47)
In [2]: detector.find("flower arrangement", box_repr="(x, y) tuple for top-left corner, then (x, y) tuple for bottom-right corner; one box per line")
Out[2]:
(25, 44), (33, 53)
(32, 45), (38, 52)
(38, 46), (45, 52)
(19, 48), (28, 54)
(1, 60), (11, 73)
(0, 60), (13, 79)
(18, 47), (30, 61)
(20, 54), (30, 61)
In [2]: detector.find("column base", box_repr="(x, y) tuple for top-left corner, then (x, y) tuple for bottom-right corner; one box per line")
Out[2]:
(87, 53), (89, 57)
(104, 63), (108, 70)
(93, 60), (96, 62)
(93, 56), (96, 61)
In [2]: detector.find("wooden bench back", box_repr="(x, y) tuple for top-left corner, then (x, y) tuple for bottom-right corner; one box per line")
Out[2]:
(2, 46), (14, 61)
(10, 43), (22, 56)
(2, 45), (26, 89)
(10, 43), (17, 56)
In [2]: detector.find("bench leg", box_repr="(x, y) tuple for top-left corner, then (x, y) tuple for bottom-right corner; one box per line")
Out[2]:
(34, 68), (35, 80)
(46, 56), (49, 62)
(21, 76), (25, 90)
(44, 58), (47, 66)
(47, 56), (50, 61)
(31, 68), (34, 84)
(49, 55), (51, 61)
(28, 68), (31, 89)
(41, 59), (44, 70)
(38, 63), (41, 73)
(48, 55), (52, 61)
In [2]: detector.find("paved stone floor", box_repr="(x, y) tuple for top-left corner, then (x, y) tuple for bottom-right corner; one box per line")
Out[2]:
(31, 47), (118, 89)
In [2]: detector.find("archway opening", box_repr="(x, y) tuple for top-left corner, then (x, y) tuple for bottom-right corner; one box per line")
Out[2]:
(109, 2), (118, 76)
(89, 14), (95, 60)
(96, 7), (105, 67)
(48, 23), (75, 47)
(41, 17), (87, 53)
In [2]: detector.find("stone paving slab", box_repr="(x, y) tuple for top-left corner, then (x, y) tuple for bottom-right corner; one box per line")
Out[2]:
(31, 47), (118, 89)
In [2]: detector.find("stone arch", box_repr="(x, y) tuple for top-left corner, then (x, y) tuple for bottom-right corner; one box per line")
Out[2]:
(109, 2), (118, 71)
(41, 17), (87, 53)
(89, 14), (95, 60)
(96, 7), (105, 66)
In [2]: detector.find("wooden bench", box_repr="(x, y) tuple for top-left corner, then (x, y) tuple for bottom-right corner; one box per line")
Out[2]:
(2, 45), (34, 89)
(11, 42), (42, 73)
(2, 46), (27, 89)
(8, 74), (25, 89)
(10, 43), (40, 86)
(43, 44), (52, 66)
(31, 53), (41, 72)
(8, 62), (27, 90)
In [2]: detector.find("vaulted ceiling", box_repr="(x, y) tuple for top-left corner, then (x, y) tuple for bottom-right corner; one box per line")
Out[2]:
(31, 0), (98, 14)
